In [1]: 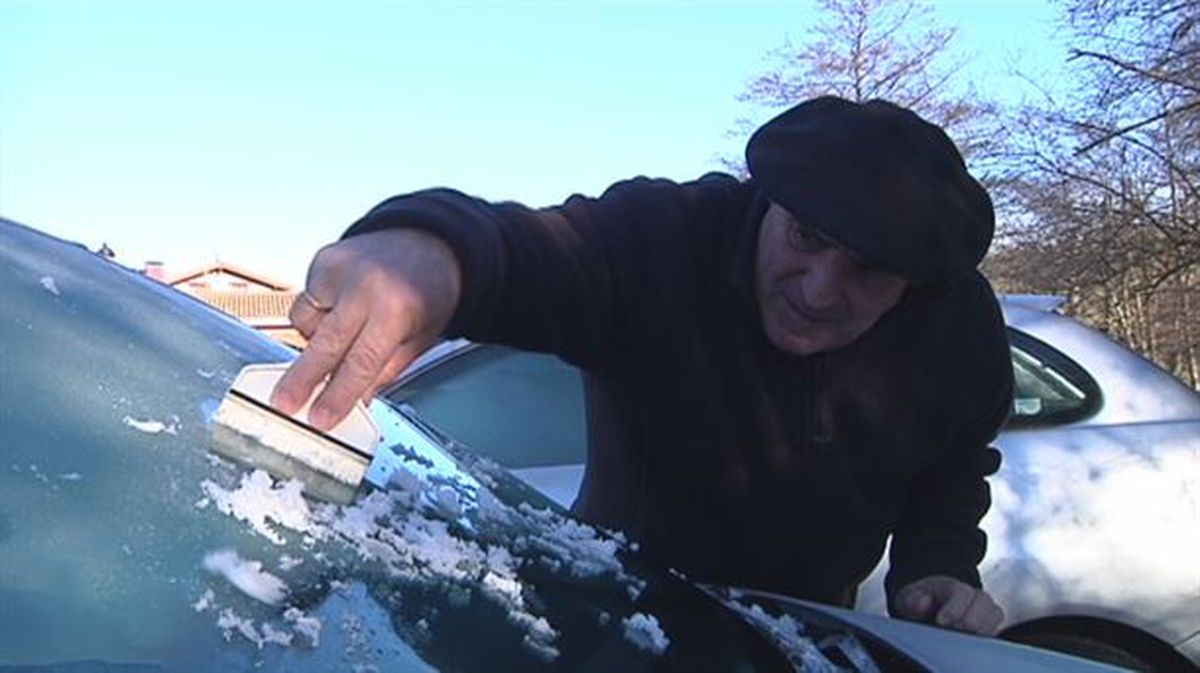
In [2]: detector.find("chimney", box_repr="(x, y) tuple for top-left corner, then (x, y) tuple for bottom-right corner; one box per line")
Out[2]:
(143, 261), (166, 282)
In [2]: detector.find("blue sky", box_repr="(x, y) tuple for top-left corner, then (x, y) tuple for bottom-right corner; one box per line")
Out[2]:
(1, 0), (1066, 285)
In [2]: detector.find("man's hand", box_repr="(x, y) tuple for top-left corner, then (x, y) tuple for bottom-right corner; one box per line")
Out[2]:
(270, 228), (461, 431)
(893, 575), (1004, 636)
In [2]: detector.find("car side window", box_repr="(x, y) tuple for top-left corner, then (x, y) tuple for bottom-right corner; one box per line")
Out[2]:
(390, 346), (588, 468)
(1007, 328), (1102, 427)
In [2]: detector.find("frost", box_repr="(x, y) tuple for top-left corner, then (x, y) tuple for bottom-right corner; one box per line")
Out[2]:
(39, 276), (59, 296)
(481, 570), (521, 601)
(284, 607), (322, 647)
(200, 421), (649, 665)
(423, 484), (464, 520)
(515, 503), (641, 594)
(387, 466), (428, 496)
(193, 588), (216, 612)
(623, 613), (669, 655)
(122, 415), (179, 435)
(201, 470), (318, 545)
(216, 608), (293, 649)
(26, 464), (50, 484)
(720, 595), (871, 673)
(306, 489), (563, 661)
(203, 548), (288, 605)
(261, 622), (294, 647)
(521, 631), (561, 663)
(339, 611), (380, 672)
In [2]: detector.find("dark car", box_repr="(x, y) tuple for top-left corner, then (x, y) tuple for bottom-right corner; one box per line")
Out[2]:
(0, 216), (1124, 672)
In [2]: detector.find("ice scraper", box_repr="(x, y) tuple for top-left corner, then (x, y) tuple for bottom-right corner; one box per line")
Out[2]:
(210, 362), (401, 504)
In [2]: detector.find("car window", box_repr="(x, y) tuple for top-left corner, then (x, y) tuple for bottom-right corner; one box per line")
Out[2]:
(1007, 328), (1102, 427)
(392, 328), (1106, 445)
(390, 346), (587, 469)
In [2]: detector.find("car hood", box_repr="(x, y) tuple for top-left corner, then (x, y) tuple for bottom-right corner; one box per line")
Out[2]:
(729, 588), (1130, 673)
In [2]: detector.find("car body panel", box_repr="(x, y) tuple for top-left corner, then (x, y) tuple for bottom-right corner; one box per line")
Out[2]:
(1182, 631), (1200, 663)
(743, 591), (1130, 673)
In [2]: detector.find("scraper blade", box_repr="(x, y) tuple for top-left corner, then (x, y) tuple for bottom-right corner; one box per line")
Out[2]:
(210, 362), (396, 504)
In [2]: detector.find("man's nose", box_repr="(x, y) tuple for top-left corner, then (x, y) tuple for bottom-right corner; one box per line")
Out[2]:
(804, 249), (857, 309)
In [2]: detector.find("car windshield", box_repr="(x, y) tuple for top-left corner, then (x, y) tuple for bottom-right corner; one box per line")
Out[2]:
(0, 219), (893, 672)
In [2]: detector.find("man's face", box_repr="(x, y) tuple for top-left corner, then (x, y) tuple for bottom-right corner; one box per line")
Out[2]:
(755, 202), (909, 355)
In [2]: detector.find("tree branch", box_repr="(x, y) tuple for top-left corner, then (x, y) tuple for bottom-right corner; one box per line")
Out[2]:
(1074, 99), (1200, 155)
(1069, 48), (1200, 94)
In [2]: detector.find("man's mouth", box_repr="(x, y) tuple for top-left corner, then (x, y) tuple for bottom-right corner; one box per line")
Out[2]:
(784, 294), (843, 324)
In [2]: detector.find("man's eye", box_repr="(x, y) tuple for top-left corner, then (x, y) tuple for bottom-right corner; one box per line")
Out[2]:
(788, 222), (833, 251)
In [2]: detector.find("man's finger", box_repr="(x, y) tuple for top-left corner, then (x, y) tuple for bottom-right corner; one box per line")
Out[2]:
(366, 345), (426, 402)
(308, 309), (413, 430)
(934, 584), (976, 629)
(958, 591), (1004, 636)
(897, 587), (934, 619)
(271, 303), (365, 417)
(289, 290), (330, 339)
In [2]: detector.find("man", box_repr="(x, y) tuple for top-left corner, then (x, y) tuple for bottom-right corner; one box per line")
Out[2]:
(272, 96), (1013, 636)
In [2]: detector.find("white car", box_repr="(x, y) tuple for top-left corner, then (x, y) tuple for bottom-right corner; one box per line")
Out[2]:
(386, 295), (1200, 672)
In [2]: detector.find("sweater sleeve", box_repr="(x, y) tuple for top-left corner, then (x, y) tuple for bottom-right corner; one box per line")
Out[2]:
(884, 279), (1014, 609)
(341, 173), (750, 367)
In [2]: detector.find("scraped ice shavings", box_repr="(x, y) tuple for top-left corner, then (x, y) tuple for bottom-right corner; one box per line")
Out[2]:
(285, 607), (323, 647)
(719, 593), (881, 673)
(623, 613), (670, 655)
(193, 588), (216, 612)
(514, 503), (644, 595)
(216, 608), (293, 649)
(123, 415), (179, 435)
(201, 466), (563, 660)
(200, 470), (318, 545)
(203, 548), (288, 605)
(201, 432), (646, 663)
(322, 489), (563, 660)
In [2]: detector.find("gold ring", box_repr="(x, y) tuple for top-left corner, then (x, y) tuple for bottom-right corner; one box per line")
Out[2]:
(300, 289), (333, 312)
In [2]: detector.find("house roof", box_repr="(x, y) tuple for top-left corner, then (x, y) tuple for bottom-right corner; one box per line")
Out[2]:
(167, 260), (293, 291)
(190, 289), (297, 320)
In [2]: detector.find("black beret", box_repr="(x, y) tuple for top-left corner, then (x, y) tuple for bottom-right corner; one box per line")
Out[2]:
(745, 96), (994, 282)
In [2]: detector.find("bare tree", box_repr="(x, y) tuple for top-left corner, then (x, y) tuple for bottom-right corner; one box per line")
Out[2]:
(725, 0), (1001, 173)
(989, 0), (1200, 387)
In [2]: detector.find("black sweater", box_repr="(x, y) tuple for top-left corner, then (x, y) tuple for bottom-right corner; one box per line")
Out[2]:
(346, 173), (1014, 611)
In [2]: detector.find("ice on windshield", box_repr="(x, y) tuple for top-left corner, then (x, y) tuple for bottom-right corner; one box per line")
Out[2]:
(195, 407), (650, 664)
(718, 589), (882, 673)
(123, 415), (181, 435)
(199, 470), (320, 545)
(0, 222), (704, 670)
(39, 275), (60, 296)
(622, 613), (670, 655)
(203, 548), (289, 605)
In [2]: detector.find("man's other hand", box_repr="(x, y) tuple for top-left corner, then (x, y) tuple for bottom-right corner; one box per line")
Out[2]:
(270, 228), (461, 431)
(893, 575), (1004, 636)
